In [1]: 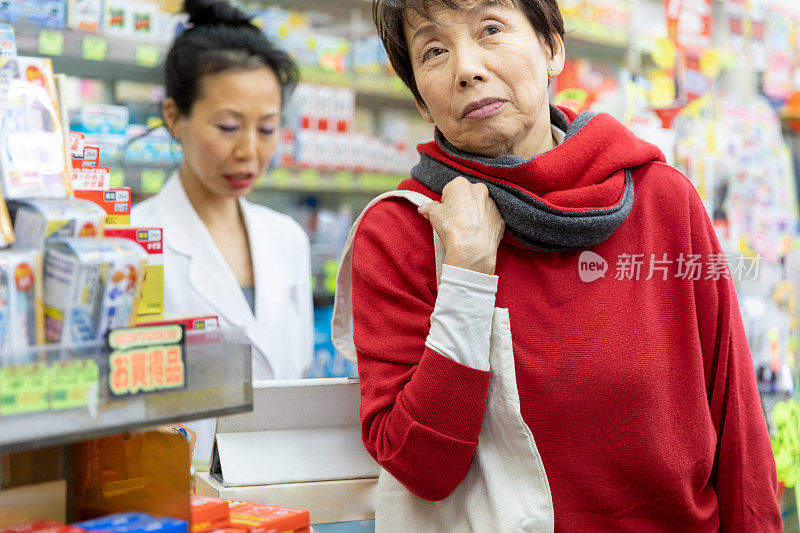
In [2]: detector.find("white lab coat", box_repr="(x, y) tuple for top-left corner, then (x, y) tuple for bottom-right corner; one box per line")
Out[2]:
(132, 174), (314, 460)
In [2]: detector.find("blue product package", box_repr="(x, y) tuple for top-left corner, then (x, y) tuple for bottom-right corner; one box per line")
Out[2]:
(114, 518), (188, 533)
(75, 512), (153, 531)
(15, 0), (66, 28)
(0, 1), (17, 24)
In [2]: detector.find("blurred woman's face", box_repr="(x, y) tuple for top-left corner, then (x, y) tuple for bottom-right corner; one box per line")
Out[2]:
(172, 67), (281, 198)
(405, 0), (564, 158)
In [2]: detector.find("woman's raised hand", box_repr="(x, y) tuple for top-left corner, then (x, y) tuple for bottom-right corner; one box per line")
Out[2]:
(418, 176), (505, 275)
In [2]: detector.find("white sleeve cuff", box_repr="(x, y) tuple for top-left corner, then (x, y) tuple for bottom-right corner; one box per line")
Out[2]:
(425, 264), (498, 371)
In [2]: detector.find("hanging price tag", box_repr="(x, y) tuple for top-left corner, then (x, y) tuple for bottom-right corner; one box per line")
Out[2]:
(38, 30), (64, 57)
(135, 45), (160, 67)
(82, 37), (108, 62)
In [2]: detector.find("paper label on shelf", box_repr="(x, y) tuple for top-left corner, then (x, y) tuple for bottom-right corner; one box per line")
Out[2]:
(82, 36), (107, 61)
(50, 359), (100, 410)
(269, 168), (291, 189)
(38, 30), (64, 57)
(334, 171), (354, 190)
(107, 325), (187, 397)
(140, 169), (166, 194)
(299, 169), (320, 190)
(135, 45), (160, 68)
(110, 168), (125, 188)
(0, 363), (50, 416)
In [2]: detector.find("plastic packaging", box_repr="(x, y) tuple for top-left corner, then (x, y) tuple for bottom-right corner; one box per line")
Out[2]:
(9, 198), (105, 249)
(0, 248), (44, 355)
(44, 238), (147, 344)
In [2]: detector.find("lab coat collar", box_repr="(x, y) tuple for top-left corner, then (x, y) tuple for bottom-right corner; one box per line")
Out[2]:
(155, 173), (278, 378)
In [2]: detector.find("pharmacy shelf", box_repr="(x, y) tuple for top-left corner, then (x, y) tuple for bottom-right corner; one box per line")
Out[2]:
(107, 162), (404, 197)
(253, 168), (404, 195)
(13, 23), (163, 83)
(0, 328), (253, 453)
(11, 23), (415, 107)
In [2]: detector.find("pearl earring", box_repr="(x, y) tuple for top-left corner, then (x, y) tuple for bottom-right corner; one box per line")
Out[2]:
(547, 66), (557, 78)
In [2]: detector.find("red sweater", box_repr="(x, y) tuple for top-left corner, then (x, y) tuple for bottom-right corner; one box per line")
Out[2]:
(351, 109), (781, 531)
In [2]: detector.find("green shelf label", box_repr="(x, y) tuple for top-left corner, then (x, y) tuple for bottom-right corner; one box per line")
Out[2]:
(299, 169), (320, 190)
(38, 30), (64, 57)
(140, 169), (165, 194)
(0, 363), (50, 416)
(334, 171), (354, 190)
(82, 37), (108, 62)
(110, 168), (125, 188)
(269, 168), (291, 189)
(135, 45), (160, 68)
(50, 360), (99, 411)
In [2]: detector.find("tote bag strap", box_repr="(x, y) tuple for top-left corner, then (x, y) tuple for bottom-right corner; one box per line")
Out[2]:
(332, 190), (445, 363)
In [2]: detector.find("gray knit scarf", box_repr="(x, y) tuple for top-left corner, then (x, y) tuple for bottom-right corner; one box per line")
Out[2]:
(410, 107), (634, 252)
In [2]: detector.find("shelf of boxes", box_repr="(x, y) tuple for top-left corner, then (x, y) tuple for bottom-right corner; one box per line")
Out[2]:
(0, 327), (253, 453)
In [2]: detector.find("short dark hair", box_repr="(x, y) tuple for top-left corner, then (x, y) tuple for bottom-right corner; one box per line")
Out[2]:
(373, 0), (564, 104)
(165, 0), (298, 116)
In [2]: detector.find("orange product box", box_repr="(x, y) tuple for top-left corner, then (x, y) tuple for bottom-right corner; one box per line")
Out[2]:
(227, 502), (309, 533)
(74, 188), (131, 226)
(190, 496), (230, 533)
(136, 315), (219, 331)
(136, 315), (220, 345)
(103, 227), (163, 316)
(0, 522), (84, 533)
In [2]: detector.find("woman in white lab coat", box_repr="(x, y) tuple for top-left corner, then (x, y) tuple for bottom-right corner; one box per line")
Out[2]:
(132, 0), (313, 461)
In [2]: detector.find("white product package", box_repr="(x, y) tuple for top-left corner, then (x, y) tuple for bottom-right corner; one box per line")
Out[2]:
(10, 198), (106, 249)
(44, 238), (147, 344)
(0, 248), (44, 357)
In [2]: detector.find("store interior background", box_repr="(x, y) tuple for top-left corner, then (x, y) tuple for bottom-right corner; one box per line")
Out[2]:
(8, 0), (800, 527)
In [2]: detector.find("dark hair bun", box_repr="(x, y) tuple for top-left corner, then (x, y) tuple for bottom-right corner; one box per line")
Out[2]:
(184, 0), (251, 27)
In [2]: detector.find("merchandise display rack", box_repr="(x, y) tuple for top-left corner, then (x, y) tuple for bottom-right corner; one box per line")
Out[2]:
(0, 328), (253, 454)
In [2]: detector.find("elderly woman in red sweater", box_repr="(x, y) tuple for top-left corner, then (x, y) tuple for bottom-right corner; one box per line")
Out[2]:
(333, 0), (782, 530)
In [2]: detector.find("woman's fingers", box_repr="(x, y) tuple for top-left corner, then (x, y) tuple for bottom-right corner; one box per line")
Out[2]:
(416, 177), (504, 275)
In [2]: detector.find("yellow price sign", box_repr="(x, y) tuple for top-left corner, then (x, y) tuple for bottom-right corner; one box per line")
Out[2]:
(0, 363), (50, 416)
(323, 259), (339, 294)
(269, 168), (291, 189)
(140, 169), (166, 194)
(38, 30), (64, 57)
(299, 169), (320, 190)
(334, 171), (354, 191)
(82, 36), (108, 62)
(110, 168), (125, 188)
(50, 359), (99, 410)
(135, 45), (160, 68)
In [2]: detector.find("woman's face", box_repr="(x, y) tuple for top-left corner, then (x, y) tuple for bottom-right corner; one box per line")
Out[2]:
(405, 1), (564, 158)
(171, 67), (281, 198)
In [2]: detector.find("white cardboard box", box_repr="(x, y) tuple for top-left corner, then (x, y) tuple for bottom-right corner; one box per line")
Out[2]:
(207, 378), (380, 523)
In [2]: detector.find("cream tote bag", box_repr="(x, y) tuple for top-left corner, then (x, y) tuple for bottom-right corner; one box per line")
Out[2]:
(333, 190), (555, 532)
